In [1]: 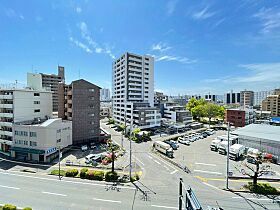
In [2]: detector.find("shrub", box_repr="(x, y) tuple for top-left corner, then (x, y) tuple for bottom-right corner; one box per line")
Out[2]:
(86, 170), (104, 181)
(80, 168), (88, 179)
(105, 171), (118, 182)
(23, 208), (32, 210)
(3, 204), (16, 210)
(50, 169), (65, 176)
(65, 169), (79, 177)
(130, 173), (140, 182)
(244, 182), (279, 195)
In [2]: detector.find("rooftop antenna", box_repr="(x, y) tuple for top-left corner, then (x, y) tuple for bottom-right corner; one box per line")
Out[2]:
(15, 80), (18, 89)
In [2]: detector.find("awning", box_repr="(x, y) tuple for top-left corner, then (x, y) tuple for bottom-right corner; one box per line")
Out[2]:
(11, 147), (45, 154)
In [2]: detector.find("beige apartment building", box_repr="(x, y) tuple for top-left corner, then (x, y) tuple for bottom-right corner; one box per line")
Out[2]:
(240, 90), (254, 107)
(262, 89), (280, 117)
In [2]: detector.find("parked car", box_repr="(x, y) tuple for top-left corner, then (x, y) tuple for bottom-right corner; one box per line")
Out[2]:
(65, 160), (72, 166)
(206, 129), (215, 135)
(178, 137), (190, 145)
(81, 145), (88, 151)
(164, 140), (179, 150)
(202, 132), (208, 138)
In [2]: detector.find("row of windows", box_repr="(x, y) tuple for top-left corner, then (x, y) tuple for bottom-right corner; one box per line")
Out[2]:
(14, 139), (37, 146)
(34, 101), (40, 104)
(15, 131), (37, 137)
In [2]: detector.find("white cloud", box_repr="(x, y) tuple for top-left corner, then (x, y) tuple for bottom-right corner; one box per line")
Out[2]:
(69, 37), (92, 53)
(192, 7), (215, 20)
(166, 0), (178, 16)
(75, 21), (115, 59)
(151, 43), (171, 52)
(76, 7), (82, 13)
(156, 55), (197, 64)
(253, 7), (280, 34)
(5, 8), (24, 20)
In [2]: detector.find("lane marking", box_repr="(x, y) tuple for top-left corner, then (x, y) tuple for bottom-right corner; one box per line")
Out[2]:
(0, 185), (20, 190)
(194, 170), (222, 175)
(195, 162), (216, 166)
(154, 160), (161, 165)
(0, 171), (135, 190)
(42, 191), (67, 197)
(232, 197), (272, 201)
(133, 155), (145, 166)
(163, 165), (170, 171)
(151, 204), (177, 209)
(170, 170), (178, 175)
(203, 182), (219, 190)
(147, 155), (153, 159)
(93, 197), (122, 203)
(149, 153), (177, 171)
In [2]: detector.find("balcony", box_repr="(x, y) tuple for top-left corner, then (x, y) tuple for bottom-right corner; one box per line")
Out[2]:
(0, 95), (13, 100)
(129, 72), (142, 77)
(67, 108), (72, 112)
(0, 139), (13, 145)
(0, 113), (13, 118)
(0, 104), (13, 109)
(0, 122), (13, 127)
(129, 77), (142, 82)
(0, 130), (13, 137)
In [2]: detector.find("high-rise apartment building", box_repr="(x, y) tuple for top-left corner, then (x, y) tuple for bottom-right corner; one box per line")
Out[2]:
(58, 79), (100, 145)
(100, 88), (111, 102)
(112, 52), (161, 129)
(262, 89), (280, 117)
(240, 90), (254, 107)
(27, 66), (65, 112)
(254, 90), (274, 106)
(0, 88), (52, 154)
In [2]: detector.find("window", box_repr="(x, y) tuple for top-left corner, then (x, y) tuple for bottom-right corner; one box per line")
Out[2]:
(57, 139), (61, 143)
(89, 89), (95, 92)
(34, 93), (40, 96)
(57, 129), (61, 133)
(34, 101), (40, 104)
(24, 140), (28, 145)
(30, 141), (37, 147)
(34, 109), (40, 113)
(30, 132), (37, 137)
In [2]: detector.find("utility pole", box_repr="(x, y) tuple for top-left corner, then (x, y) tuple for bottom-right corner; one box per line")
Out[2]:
(58, 146), (61, 180)
(226, 122), (230, 189)
(129, 112), (133, 181)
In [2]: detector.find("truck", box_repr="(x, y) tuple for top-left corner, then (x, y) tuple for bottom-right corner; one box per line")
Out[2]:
(229, 144), (245, 160)
(210, 139), (221, 151)
(210, 134), (238, 151)
(218, 141), (228, 155)
(153, 141), (174, 158)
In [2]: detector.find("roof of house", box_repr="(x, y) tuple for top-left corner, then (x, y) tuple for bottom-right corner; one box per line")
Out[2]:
(232, 124), (280, 142)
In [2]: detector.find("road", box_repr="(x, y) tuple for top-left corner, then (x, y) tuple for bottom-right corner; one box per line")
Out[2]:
(0, 123), (279, 209)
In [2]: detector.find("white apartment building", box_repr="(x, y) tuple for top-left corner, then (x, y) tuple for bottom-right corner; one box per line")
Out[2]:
(160, 102), (193, 124)
(0, 88), (52, 155)
(12, 118), (72, 162)
(254, 90), (274, 106)
(100, 88), (111, 102)
(112, 52), (161, 129)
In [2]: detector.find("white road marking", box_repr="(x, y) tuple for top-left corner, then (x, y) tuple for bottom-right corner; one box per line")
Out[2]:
(93, 197), (122, 203)
(163, 165), (170, 170)
(147, 155), (153, 159)
(232, 196), (272, 201)
(154, 160), (161, 165)
(203, 182), (219, 190)
(170, 170), (178, 174)
(133, 155), (145, 166)
(0, 171), (135, 190)
(195, 162), (216, 166)
(42, 191), (67, 197)
(149, 153), (177, 171)
(194, 170), (222, 175)
(0, 184), (20, 190)
(151, 204), (177, 209)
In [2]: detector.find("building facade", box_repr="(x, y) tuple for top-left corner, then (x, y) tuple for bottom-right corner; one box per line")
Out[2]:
(262, 89), (280, 117)
(11, 118), (72, 162)
(160, 102), (192, 124)
(0, 88), (52, 155)
(27, 66), (65, 112)
(154, 91), (168, 107)
(100, 88), (111, 102)
(112, 52), (161, 129)
(224, 91), (240, 104)
(254, 90), (274, 106)
(226, 108), (256, 127)
(240, 90), (254, 107)
(58, 79), (100, 145)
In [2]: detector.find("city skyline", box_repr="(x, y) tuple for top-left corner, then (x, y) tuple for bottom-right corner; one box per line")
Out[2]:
(1, 0), (280, 95)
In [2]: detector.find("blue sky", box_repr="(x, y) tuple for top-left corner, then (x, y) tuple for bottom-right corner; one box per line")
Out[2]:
(0, 0), (280, 95)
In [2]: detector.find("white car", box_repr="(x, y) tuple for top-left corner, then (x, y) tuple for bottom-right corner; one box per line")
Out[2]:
(81, 145), (88, 151)
(178, 137), (190, 145)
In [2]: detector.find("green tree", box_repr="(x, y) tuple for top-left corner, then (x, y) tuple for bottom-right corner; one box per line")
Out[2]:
(186, 98), (198, 111)
(191, 104), (206, 120)
(218, 106), (225, 121)
(204, 103), (221, 125)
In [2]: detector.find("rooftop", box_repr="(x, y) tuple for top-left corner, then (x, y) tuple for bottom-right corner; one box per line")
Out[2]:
(232, 124), (280, 142)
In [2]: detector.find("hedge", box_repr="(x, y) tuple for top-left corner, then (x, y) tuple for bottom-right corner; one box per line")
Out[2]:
(23, 208), (32, 210)
(86, 170), (104, 181)
(80, 168), (88, 179)
(105, 171), (118, 182)
(244, 182), (279, 195)
(2, 204), (16, 210)
(65, 169), (79, 177)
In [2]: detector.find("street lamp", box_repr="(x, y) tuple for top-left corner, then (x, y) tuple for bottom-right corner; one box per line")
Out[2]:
(226, 122), (230, 190)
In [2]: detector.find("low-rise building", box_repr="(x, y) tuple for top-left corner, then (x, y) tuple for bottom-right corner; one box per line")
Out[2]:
(154, 92), (168, 107)
(11, 118), (72, 162)
(226, 108), (256, 127)
(160, 102), (192, 125)
(100, 102), (112, 119)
